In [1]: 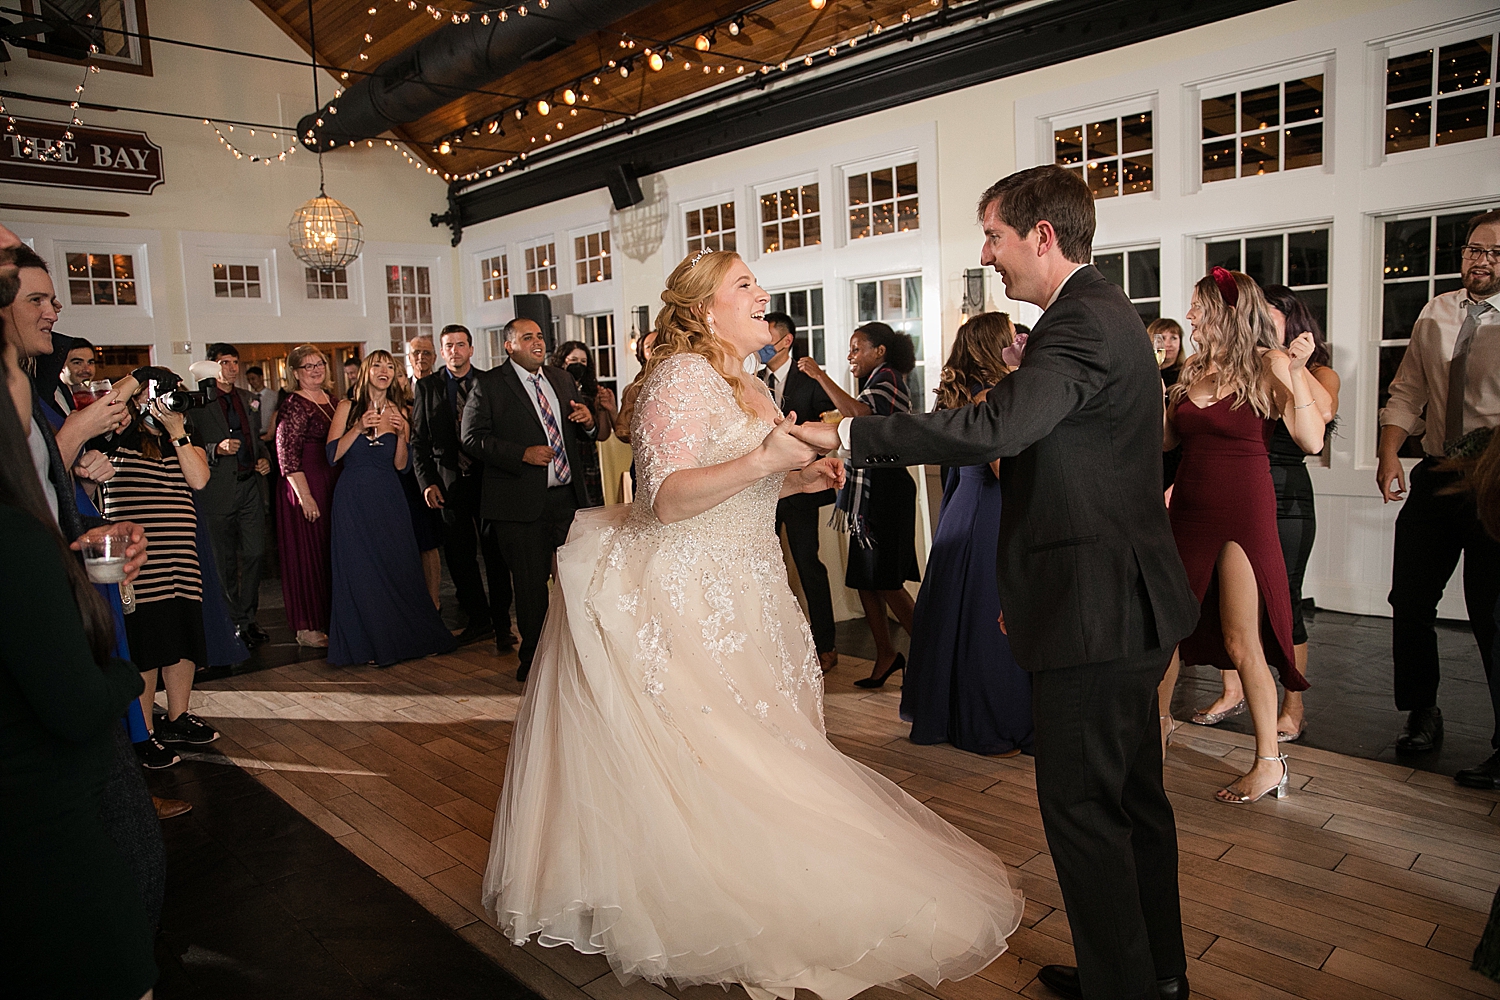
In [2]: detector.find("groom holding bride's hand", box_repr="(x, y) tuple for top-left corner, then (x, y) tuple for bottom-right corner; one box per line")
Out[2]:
(794, 165), (1198, 1000)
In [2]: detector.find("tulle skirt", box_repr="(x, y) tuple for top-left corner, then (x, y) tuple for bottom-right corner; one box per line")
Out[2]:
(483, 505), (1022, 1000)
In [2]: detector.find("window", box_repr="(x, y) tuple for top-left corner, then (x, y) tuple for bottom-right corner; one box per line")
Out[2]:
(1385, 32), (1497, 153)
(686, 201), (736, 254)
(481, 254), (510, 300)
(768, 287), (826, 365)
(22, 0), (152, 75)
(386, 264), (433, 352)
(581, 313), (617, 397)
(1055, 112), (1153, 198)
(848, 162), (918, 240)
(1204, 228), (1329, 332)
(854, 275), (925, 412)
(524, 243), (557, 293)
(306, 266), (348, 300)
(1093, 248), (1161, 322)
(212, 263), (261, 299)
(1201, 75), (1324, 182)
(66, 252), (136, 306)
(1379, 206), (1497, 450)
(760, 183), (821, 253)
(574, 231), (611, 285)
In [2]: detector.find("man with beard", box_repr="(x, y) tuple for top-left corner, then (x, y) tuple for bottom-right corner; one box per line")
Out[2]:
(1378, 208), (1500, 788)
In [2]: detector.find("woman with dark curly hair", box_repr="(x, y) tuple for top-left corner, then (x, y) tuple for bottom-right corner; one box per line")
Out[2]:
(800, 321), (921, 687)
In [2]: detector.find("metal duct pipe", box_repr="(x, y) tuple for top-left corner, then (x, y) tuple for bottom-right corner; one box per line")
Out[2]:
(297, 0), (656, 150)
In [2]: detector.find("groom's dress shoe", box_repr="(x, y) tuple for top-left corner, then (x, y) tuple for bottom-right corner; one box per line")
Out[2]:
(1395, 706), (1443, 752)
(1037, 965), (1189, 999)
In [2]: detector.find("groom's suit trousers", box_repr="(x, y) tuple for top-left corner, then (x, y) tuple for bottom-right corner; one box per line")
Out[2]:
(1029, 575), (1185, 1000)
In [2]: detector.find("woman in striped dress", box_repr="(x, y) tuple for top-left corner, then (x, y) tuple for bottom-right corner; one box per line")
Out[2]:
(101, 383), (220, 763)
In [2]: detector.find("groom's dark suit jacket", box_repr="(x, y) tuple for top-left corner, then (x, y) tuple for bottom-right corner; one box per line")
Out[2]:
(850, 265), (1198, 672)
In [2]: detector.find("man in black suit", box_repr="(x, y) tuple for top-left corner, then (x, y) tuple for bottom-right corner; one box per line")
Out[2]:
(411, 323), (514, 649)
(796, 166), (1199, 1000)
(463, 317), (597, 681)
(191, 343), (272, 648)
(759, 313), (839, 671)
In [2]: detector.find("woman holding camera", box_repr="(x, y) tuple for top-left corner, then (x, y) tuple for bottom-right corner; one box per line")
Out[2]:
(100, 376), (219, 767)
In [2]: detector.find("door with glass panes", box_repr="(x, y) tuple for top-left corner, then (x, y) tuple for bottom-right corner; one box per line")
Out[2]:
(853, 275), (925, 412)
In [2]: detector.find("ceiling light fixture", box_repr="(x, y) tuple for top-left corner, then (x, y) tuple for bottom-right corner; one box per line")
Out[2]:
(537, 98), (551, 115)
(562, 87), (577, 105)
(695, 32), (712, 51)
(648, 51), (664, 71)
(810, 0), (826, 9)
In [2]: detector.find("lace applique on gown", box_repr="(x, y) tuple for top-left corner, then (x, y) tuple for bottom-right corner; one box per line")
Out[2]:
(483, 352), (1022, 1000)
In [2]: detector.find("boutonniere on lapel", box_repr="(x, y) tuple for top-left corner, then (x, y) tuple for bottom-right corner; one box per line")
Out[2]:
(248, 397), (261, 412)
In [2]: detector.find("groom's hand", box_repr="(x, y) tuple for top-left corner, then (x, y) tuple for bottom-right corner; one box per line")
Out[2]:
(790, 420), (841, 454)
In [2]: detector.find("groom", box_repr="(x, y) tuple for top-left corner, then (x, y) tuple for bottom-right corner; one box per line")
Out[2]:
(796, 165), (1198, 1000)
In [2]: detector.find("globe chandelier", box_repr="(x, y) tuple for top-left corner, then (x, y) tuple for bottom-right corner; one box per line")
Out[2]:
(288, 0), (363, 270)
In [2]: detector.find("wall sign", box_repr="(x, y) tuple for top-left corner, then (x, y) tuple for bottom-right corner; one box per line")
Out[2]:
(0, 117), (164, 194)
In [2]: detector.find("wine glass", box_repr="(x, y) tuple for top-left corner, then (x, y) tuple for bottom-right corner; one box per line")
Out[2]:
(1152, 333), (1167, 368)
(368, 401), (386, 445)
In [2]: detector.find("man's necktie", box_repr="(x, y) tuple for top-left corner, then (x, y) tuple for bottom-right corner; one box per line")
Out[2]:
(454, 375), (473, 474)
(529, 372), (572, 483)
(1445, 299), (1494, 449)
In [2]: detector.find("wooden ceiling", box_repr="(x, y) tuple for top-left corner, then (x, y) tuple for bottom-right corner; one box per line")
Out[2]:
(252, 0), (946, 178)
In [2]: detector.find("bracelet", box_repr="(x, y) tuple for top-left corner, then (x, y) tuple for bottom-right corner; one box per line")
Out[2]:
(1293, 402), (1313, 410)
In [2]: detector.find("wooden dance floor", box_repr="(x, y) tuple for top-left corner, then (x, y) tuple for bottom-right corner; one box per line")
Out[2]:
(183, 647), (1500, 1000)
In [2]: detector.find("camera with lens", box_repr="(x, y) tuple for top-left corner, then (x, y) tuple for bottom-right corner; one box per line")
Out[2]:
(130, 365), (209, 422)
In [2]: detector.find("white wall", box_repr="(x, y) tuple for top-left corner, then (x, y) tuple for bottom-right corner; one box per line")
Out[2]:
(1, 0), (455, 371)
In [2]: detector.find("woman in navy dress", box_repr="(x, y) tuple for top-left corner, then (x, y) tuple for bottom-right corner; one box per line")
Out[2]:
(325, 351), (456, 667)
(900, 313), (1033, 755)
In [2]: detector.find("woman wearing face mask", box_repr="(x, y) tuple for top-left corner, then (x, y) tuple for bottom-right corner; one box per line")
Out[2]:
(324, 351), (456, 667)
(799, 323), (922, 688)
(551, 340), (616, 506)
(484, 249), (1020, 1000)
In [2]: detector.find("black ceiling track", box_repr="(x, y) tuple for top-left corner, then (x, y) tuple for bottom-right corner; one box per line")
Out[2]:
(433, 0), (1292, 241)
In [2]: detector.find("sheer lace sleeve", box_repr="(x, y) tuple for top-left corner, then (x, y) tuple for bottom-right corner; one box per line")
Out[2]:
(632, 354), (724, 512)
(276, 395), (307, 474)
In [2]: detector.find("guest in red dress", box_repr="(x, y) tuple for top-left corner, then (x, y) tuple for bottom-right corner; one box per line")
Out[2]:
(1159, 269), (1326, 804)
(275, 344), (340, 648)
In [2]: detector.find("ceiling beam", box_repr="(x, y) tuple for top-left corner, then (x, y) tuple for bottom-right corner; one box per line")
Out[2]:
(438, 0), (1292, 240)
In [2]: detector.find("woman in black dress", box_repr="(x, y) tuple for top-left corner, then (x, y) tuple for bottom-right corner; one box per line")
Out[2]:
(0, 349), (156, 1000)
(552, 339), (618, 507)
(800, 322), (920, 687)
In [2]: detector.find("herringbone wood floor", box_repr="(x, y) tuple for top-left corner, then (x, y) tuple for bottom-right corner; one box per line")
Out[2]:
(176, 646), (1500, 1000)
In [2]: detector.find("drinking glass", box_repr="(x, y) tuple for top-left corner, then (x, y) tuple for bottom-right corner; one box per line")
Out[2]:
(80, 527), (132, 584)
(72, 378), (113, 411)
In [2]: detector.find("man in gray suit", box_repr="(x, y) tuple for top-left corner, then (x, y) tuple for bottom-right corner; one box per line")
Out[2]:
(796, 166), (1199, 1000)
(191, 343), (271, 648)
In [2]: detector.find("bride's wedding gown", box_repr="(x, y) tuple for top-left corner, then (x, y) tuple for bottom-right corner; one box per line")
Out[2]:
(483, 352), (1022, 1000)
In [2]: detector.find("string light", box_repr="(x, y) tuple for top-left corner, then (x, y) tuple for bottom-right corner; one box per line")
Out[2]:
(205, 119), (299, 164)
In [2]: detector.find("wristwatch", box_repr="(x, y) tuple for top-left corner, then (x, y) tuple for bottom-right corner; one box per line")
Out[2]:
(171, 435), (191, 448)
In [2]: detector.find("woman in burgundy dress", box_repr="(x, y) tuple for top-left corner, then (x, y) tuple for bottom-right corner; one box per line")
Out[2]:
(1159, 269), (1325, 804)
(275, 344), (340, 648)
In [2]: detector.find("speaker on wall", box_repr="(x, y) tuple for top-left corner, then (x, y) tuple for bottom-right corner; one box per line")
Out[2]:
(512, 294), (555, 353)
(606, 163), (644, 210)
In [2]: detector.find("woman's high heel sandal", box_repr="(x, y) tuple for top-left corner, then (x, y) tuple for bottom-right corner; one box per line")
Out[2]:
(1215, 753), (1289, 804)
(1160, 714), (1180, 749)
(854, 652), (906, 689)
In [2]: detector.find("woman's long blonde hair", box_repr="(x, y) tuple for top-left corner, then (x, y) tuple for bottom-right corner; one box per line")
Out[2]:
(642, 250), (755, 417)
(934, 312), (1014, 411)
(1169, 271), (1281, 418)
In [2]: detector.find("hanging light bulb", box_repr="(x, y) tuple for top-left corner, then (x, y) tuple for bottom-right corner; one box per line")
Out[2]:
(438, 140), (451, 154)
(537, 98), (551, 116)
(562, 87), (577, 105)
(810, 0), (826, 8)
(648, 51), (664, 71)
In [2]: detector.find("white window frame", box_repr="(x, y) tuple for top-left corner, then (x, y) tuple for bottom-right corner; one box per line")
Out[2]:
(54, 240), (151, 316)
(571, 227), (612, 285)
(839, 151), (921, 245)
(852, 271), (927, 411)
(194, 249), (278, 317)
(767, 285), (826, 365)
(304, 265), (351, 302)
(383, 262), (435, 354)
(1374, 18), (1499, 162)
(1184, 53), (1334, 192)
(1048, 97), (1157, 200)
(479, 251), (510, 301)
(519, 239), (559, 294)
(580, 312), (618, 395)
(681, 193), (738, 257)
(1195, 222), (1332, 338)
(1091, 244), (1162, 322)
(754, 173), (822, 256)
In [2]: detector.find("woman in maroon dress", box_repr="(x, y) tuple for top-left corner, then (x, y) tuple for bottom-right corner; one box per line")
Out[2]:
(1159, 269), (1325, 804)
(275, 344), (340, 648)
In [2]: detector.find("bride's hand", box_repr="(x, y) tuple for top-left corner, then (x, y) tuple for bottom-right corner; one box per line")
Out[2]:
(796, 456), (845, 493)
(758, 413), (817, 475)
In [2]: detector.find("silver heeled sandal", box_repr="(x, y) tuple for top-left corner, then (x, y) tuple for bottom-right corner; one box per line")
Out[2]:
(1216, 753), (1289, 804)
(1160, 714), (1181, 749)
(1191, 698), (1247, 726)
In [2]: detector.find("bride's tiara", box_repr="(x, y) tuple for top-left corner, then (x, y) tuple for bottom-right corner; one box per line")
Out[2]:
(688, 247), (715, 268)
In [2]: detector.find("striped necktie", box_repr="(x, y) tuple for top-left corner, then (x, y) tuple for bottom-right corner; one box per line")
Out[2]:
(1446, 299), (1495, 449)
(528, 372), (571, 483)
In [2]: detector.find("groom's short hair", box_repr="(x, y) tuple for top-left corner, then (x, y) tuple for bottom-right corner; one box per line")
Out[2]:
(977, 165), (1095, 264)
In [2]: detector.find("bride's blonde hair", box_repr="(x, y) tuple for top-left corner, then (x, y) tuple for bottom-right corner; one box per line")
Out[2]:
(1169, 270), (1280, 419)
(643, 249), (755, 417)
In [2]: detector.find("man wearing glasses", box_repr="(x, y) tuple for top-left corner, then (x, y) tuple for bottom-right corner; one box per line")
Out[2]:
(1378, 209), (1500, 788)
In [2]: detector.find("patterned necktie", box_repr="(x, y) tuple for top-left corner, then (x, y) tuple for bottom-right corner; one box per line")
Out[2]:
(1445, 299), (1495, 449)
(454, 373), (473, 474)
(529, 372), (571, 483)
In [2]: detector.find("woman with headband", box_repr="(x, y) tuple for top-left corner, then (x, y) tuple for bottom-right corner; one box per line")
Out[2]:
(1157, 267), (1325, 803)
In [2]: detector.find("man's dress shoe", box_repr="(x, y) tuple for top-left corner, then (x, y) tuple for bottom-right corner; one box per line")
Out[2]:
(1037, 964), (1189, 999)
(1395, 706), (1443, 752)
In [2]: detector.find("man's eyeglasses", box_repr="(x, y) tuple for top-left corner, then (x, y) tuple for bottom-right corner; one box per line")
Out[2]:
(1460, 245), (1500, 263)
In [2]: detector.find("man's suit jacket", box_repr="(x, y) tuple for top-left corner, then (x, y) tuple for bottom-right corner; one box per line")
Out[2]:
(849, 265), (1198, 672)
(764, 360), (836, 509)
(189, 382), (269, 509)
(461, 361), (594, 522)
(411, 367), (478, 495)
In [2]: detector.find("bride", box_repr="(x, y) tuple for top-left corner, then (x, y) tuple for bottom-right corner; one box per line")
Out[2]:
(482, 249), (1022, 1000)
